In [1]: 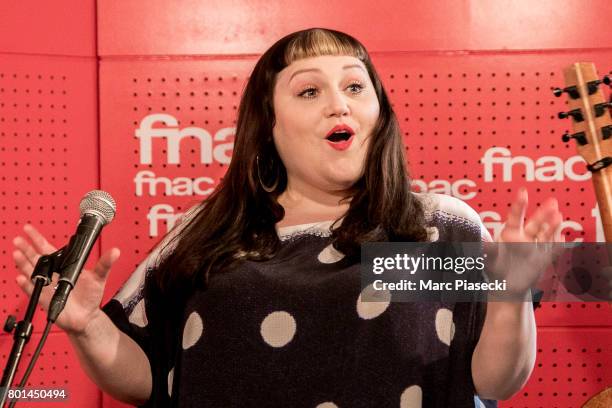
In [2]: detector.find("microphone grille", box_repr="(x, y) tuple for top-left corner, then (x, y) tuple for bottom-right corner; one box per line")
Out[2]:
(79, 190), (117, 224)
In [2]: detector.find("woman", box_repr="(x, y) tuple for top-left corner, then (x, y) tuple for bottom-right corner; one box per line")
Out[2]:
(13, 28), (562, 407)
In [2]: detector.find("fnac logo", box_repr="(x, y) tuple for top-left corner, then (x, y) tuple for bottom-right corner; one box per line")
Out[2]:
(135, 113), (234, 165)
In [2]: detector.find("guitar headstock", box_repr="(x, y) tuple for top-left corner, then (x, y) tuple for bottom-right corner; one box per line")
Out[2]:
(554, 63), (612, 172)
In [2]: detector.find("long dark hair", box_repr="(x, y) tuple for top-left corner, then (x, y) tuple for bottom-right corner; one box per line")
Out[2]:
(152, 28), (428, 300)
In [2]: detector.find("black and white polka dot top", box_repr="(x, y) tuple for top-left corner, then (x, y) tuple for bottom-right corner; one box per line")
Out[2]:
(103, 193), (497, 408)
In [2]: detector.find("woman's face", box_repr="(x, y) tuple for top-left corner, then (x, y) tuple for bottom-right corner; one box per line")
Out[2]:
(272, 55), (380, 193)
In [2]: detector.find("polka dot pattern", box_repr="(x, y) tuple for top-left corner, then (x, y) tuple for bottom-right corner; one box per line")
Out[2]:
(400, 385), (422, 408)
(128, 298), (148, 328)
(167, 367), (174, 397)
(182, 311), (204, 350)
(356, 283), (391, 320)
(435, 308), (455, 346)
(426, 226), (439, 241)
(317, 243), (345, 263)
(106, 194), (490, 406)
(315, 402), (339, 408)
(260, 311), (297, 347)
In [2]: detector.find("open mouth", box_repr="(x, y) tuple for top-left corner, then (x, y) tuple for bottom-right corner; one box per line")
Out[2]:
(326, 131), (353, 143)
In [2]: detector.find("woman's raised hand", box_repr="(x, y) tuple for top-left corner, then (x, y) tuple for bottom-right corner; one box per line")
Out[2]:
(12, 224), (120, 336)
(500, 188), (563, 244)
(486, 188), (564, 298)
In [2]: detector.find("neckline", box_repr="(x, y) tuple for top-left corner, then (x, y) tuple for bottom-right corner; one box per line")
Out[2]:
(276, 220), (335, 239)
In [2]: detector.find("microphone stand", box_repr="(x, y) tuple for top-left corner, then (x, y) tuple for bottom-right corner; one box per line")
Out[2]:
(0, 249), (63, 407)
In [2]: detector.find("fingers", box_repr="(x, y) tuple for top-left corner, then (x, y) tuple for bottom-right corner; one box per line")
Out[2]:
(13, 249), (35, 277)
(12, 236), (41, 269)
(525, 198), (562, 241)
(547, 212), (563, 241)
(15, 275), (34, 296)
(23, 224), (57, 254)
(502, 191), (563, 243)
(505, 188), (528, 230)
(533, 213), (562, 242)
(12, 225), (58, 270)
(92, 248), (120, 282)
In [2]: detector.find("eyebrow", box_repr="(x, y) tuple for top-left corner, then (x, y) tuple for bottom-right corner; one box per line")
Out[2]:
(288, 64), (367, 83)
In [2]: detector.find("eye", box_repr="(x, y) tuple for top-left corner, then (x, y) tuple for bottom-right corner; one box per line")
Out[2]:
(347, 81), (365, 94)
(297, 86), (318, 98)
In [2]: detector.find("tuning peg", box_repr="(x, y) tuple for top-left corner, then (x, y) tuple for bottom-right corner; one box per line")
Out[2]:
(558, 109), (584, 122)
(561, 131), (571, 142)
(596, 75), (611, 86)
(602, 125), (612, 140)
(594, 102), (612, 117)
(562, 131), (587, 145)
(586, 157), (612, 172)
(587, 75), (611, 94)
(552, 85), (579, 99)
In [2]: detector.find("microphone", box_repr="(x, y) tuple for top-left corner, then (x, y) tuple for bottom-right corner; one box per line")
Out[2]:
(47, 190), (116, 323)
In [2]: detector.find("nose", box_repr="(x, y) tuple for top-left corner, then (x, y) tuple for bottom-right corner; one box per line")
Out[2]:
(324, 90), (350, 117)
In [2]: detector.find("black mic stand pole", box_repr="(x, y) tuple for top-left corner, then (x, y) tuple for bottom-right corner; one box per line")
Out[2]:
(0, 249), (63, 407)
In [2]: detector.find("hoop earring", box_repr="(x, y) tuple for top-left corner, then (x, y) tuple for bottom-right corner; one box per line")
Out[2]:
(256, 154), (279, 193)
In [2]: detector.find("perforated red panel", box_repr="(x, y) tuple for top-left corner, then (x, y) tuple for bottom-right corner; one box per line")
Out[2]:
(374, 51), (612, 246)
(0, 332), (101, 407)
(503, 328), (612, 407)
(372, 52), (612, 335)
(99, 59), (247, 301)
(0, 53), (99, 405)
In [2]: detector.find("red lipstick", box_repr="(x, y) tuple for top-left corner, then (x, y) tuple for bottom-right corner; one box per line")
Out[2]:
(326, 135), (354, 151)
(325, 124), (355, 151)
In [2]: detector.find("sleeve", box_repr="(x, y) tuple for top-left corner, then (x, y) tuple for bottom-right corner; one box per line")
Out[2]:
(101, 205), (200, 407)
(100, 244), (168, 408)
(415, 192), (492, 243)
(447, 296), (495, 407)
(432, 193), (492, 242)
(101, 243), (161, 354)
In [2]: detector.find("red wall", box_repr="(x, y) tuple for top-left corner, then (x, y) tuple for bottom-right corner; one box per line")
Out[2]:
(0, 0), (101, 406)
(1, 1), (611, 407)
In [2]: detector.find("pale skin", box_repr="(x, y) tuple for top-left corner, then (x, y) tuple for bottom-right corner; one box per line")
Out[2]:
(12, 235), (151, 406)
(12, 55), (562, 403)
(272, 55), (379, 226)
